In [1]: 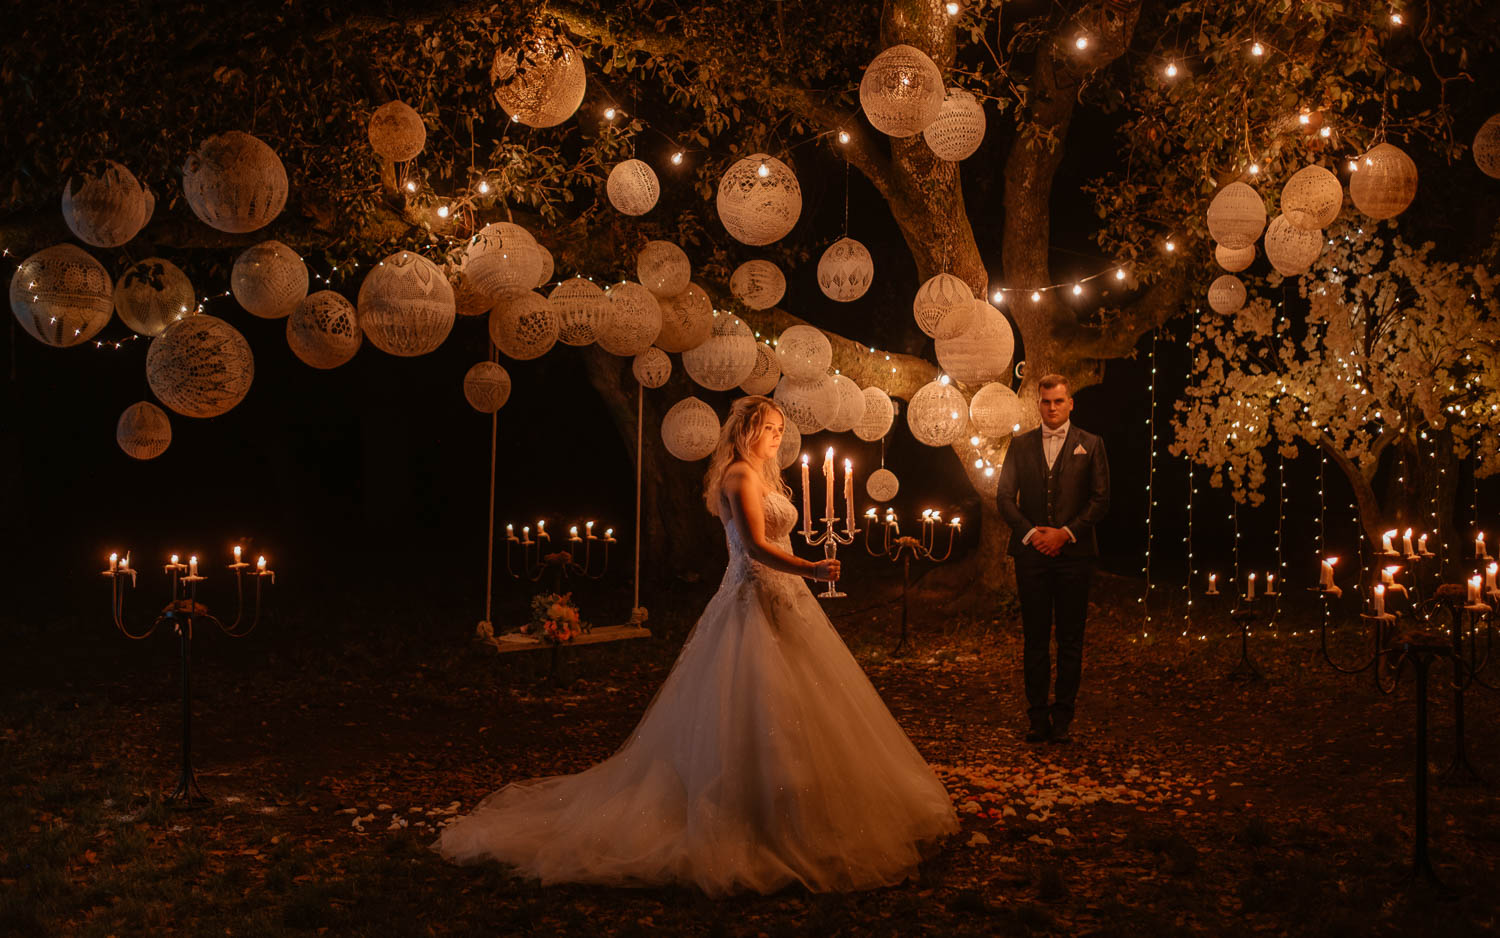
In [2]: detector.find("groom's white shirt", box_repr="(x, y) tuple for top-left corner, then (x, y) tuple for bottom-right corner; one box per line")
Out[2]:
(1021, 420), (1077, 547)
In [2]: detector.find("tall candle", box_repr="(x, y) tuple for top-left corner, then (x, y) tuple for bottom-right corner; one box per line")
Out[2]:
(109, 552), (118, 574)
(1469, 576), (1481, 604)
(1402, 529), (1414, 557)
(1478, 532), (1487, 558)
(800, 455), (811, 530)
(257, 556), (267, 572)
(189, 555), (198, 577)
(120, 553), (129, 571)
(1418, 533), (1429, 554)
(1246, 572), (1256, 600)
(823, 448), (835, 521)
(233, 545), (243, 564)
(1381, 566), (1397, 586)
(1320, 557), (1337, 590)
(1488, 562), (1498, 592)
(1208, 573), (1217, 593)
(1381, 529), (1395, 554)
(1265, 573), (1276, 595)
(1373, 584), (1386, 616)
(843, 459), (854, 532)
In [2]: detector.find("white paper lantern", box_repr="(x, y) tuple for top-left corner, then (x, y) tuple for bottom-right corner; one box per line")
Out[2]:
(114, 258), (195, 338)
(969, 382), (1023, 438)
(739, 342), (780, 395)
(859, 44), (944, 138)
(117, 401), (172, 460)
(655, 282), (713, 353)
(548, 277), (608, 346)
(368, 101), (426, 162)
(825, 374), (866, 432)
(489, 291), (558, 361)
(491, 34), (587, 128)
(182, 131), (288, 234)
(597, 281), (662, 356)
(637, 240), (692, 298)
(287, 290), (362, 369)
(661, 397), (720, 461)
(463, 361), (512, 413)
(866, 467), (900, 502)
(1349, 143), (1418, 220)
(730, 260), (786, 310)
(452, 265), (492, 318)
(146, 314), (254, 418)
(534, 245), (555, 288)
(913, 272), (975, 339)
(683, 313), (758, 391)
(465, 223), (544, 302)
(774, 374), (841, 434)
(1263, 214), (1323, 277)
(907, 379), (967, 446)
(632, 347), (672, 388)
(607, 159), (660, 215)
(935, 301), (1013, 386)
(10, 244), (113, 348)
(1206, 182), (1267, 251)
(717, 153), (802, 246)
(61, 161), (148, 248)
(854, 386), (895, 441)
(232, 240), (308, 319)
(357, 250), (455, 357)
(1215, 243), (1256, 273)
(775, 324), (832, 380)
(1474, 114), (1500, 179)
(1280, 165), (1342, 231)
(924, 88), (986, 161)
(776, 419), (801, 470)
(1207, 274), (1247, 314)
(817, 237), (874, 302)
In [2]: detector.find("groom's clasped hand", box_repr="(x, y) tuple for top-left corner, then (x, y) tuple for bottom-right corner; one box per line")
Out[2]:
(1027, 527), (1070, 557)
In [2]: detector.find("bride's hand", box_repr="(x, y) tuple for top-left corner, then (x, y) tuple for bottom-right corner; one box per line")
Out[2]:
(811, 559), (841, 581)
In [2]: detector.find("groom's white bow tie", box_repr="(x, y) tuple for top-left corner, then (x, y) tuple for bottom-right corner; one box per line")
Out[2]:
(1042, 428), (1067, 439)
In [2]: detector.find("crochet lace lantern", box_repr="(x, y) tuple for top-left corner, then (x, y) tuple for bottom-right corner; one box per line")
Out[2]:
(463, 361), (512, 413)
(607, 159), (660, 215)
(717, 153), (802, 246)
(968, 382), (1023, 438)
(1215, 243), (1256, 273)
(776, 419), (802, 470)
(548, 277), (609, 346)
(287, 291), (362, 369)
(10, 244), (113, 348)
(907, 379), (967, 446)
(854, 386), (895, 441)
(637, 240), (692, 298)
(775, 324), (833, 380)
(114, 258), (195, 338)
(357, 250), (455, 357)
(1207, 274), (1247, 314)
(452, 264), (492, 318)
(866, 467), (900, 502)
(596, 281), (662, 357)
(661, 397), (720, 462)
(1349, 143), (1418, 220)
(232, 240), (308, 319)
(116, 401), (172, 460)
(464, 223), (544, 303)
(859, 44), (944, 138)
(774, 374), (841, 434)
(913, 272), (975, 339)
(816, 238), (874, 302)
(739, 342), (781, 395)
(182, 131), (288, 234)
(632, 347), (672, 388)
(654, 282), (713, 353)
(367, 101), (426, 162)
(824, 374), (866, 432)
(1474, 114), (1500, 179)
(489, 291), (558, 361)
(1280, 164), (1342, 231)
(146, 314), (255, 418)
(935, 301), (1013, 386)
(1262, 214), (1322, 277)
(61, 161), (148, 248)
(923, 88), (986, 161)
(490, 33), (587, 128)
(1205, 181), (1266, 251)
(534, 245), (555, 288)
(730, 259), (786, 310)
(683, 312), (758, 391)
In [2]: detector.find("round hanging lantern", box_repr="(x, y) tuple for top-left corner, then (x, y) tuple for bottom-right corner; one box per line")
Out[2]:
(464, 223), (544, 303)
(913, 272), (975, 339)
(1205, 181), (1266, 251)
(114, 258), (195, 338)
(632, 347), (672, 388)
(683, 312), (758, 391)
(1263, 214), (1322, 277)
(1474, 114), (1500, 179)
(775, 324), (833, 380)
(548, 277), (609, 346)
(859, 44), (944, 138)
(287, 291), (362, 369)
(491, 34), (587, 128)
(597, 281), (662, 357)
(463, 361), (512, 413)
(452, 265), (492, 318)
(774, 375), (841, 434)
(606, 159), (660, 215)
(816, 237), (874, 302)
(1207, 274), (1247, 314)
(367, 101), (426, 162)
(61, 160), (148, 248)
(661, 397), (720, 462)
(231, 240), (308, 319)
(825, 374), (866, 432)
(489, 291), (558, 361)
(716, 153), (802, 246)
(1280, 164), (1342, 231)
(1349, 143), (1418, 220)
(776, 419), (801, 470)
(10, 243), (113, 348)
(907, 379), (967, 447)
(866, 467), (900, 502)
(969, 382), (1023, 438)
(854, 386), (895, 441)
(116, 401), (172, 460)
(924, 88), (986, 161)
(182, 131), (288, 234)
(534, 245), (555, 288)
(935, 301), (1013, 386)
(739, 342), (780, 395)
(357, 250), (455, 357)
(637, 240), (692, 298)
(654, 282), (713, 353)
(730, 259), (786, 311)
(1215, 243), (1256, 273)
(146, 314), (254, 418)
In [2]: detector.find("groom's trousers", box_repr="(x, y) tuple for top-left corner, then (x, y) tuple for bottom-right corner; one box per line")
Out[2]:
(1014, 551), (1095, 724)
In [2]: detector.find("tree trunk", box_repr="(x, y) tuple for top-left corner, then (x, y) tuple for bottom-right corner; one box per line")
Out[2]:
(1326, 433), (1462, 580)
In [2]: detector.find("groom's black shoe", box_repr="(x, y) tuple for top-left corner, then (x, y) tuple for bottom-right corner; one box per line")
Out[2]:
(1048, 714), (1073, 743)
(1024, 722), (1051, 743)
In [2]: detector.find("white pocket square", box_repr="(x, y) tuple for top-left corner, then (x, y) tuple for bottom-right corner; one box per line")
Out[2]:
(1073, 444), (1087, 455)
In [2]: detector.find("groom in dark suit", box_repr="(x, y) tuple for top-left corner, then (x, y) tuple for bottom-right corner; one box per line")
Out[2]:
(994, 375), (1110, 743)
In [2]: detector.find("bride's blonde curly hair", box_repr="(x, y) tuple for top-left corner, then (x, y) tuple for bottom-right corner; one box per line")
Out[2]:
(703, 395), (793, 517)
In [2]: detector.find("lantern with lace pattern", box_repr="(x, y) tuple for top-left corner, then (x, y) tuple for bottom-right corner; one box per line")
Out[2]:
(452, 264), (492, 318)
(607, 159), (660, 216)
(774, 324), (832, 380)
(730, 259), (786, 310)
(968, 382), (1023, 437)
(661, 397), (720, 462)
(232, 240), (308, 319)
(636, 240), (692, 298)
(683, 312), (758, 391)
(10, 244), (113, 348)
(935, 301), (1013, 386)
(116, 401), (172, 461)
(287, 291), (362, 369)
(182, 131), (288, 234)
(854, 386), (895, 441)
(817, 238), (874, 302)
(907, 379), (966, 447)
(490, 33), (587, 128)
(632, 347), (672, 388)
(913, 272), (975, 339)
(596, 281), (662, 357)
(464, 223), (544, 303)
(923, 88), (986, 161)
(654, 282), (713, 353)
(1349, 143), (1418, 220)
(739, 342), (780, 395)
(62, 160), (149, 248)
(866, 468), (900, 502)
(717, 153), (802, 246)
(114, 258), (195, 338)
(1205, 182), (1266, 251)
(859, 44), (944, 138)
(146, 314), (255, 418)
(462, 361), (512, 413)
(1474, 114), (1500, 179)
(489, 291), (558, 361)
(548, 277), (609, 346)
(774, 374), (841, 434)
(357, 250), (455, 357)
(824, 374), (866, 433)
(367, 101), (426, 162)
(1207, 274), (1247, 314)
(1215, 243), (1256, 273)
(1280, 165), (1342, 231)
(776, 419), (802, 470)
(1262, 214), (1322, 277)
(534, 245), (555, 289)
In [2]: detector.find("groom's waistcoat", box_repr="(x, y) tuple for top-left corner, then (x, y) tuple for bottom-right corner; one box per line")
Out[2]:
(993, 424), (1111, 559)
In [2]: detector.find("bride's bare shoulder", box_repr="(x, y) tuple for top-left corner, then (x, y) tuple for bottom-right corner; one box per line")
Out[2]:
(721, 460), (762, 493)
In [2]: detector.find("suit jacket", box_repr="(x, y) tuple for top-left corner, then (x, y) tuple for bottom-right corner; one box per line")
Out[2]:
(994, 424), (1110, 558)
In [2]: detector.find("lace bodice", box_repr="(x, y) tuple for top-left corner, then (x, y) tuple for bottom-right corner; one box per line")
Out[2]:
(722, 490), (802, 594)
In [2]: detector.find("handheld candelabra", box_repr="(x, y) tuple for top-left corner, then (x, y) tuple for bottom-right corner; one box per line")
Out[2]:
(798, 448), (859, 599)
(862, 507), (960, 654)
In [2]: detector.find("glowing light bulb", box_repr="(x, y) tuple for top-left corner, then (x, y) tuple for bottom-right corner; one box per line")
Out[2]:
(756, 161), (770, 178)
(436, 204), (450, 218)
(1072, 283), (1083, 296)
(604, 107), (617, 120)
(991, 290), (1003, 303)
(1074, 35), (1089, 51)
(1298, 112), (1311, 125)
(1391, 12), (1403, 25)
(1164, 240), (1177, 252)
(1165, 61), (1179, 78)
(970, 436), (980, 446)
(404, 180), (417, 192)
(477, 180), (490, 194)
(939, 374), (951, 386)
(837, 130), (850, 145)
(945, 1), (959, 14)
(1348, 159), (1359, 172)
(1251, 41), (1264, 56)
(1319, 126), (1332, 138)
(1030, 290), (1041, 302)
(1115, 268), (1126, 280)
(671, 151), (684, 165)
(1248, 163), (1260, 175)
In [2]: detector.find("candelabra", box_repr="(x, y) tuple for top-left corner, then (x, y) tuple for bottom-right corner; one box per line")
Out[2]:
(798, 449), (859, 600)
(505, 520), (614, 591)
(862, 508), (960, 654)
(103, 548), (275, 806)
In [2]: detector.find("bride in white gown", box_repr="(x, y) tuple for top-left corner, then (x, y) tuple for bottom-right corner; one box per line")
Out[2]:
(436, 395), (958, 895)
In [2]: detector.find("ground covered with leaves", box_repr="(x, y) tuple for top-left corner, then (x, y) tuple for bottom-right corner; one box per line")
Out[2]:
(3, 572), (1497, 936)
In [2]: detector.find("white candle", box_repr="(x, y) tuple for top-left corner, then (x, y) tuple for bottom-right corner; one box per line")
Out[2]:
(1402, 529), (1414, 557)
(1488, 562), (1498, 592)
(1478, 532), (1487, 558)
(120, 553), (129, 571)
(843, 459), (854, 532)
(586, 521), (595, 539)
(538, 520), (548, 542)
(1418, 533), (1429, 554)
(109, 552), (118, 573)
(1265, 573), (1276, 595)
(170, 553), (180, 569)
(1208, 573), (1217, 593)
(257, 556), (267, 572)
(522, 525), (530, 544)
(951, 516), (961, 530)
(233, 545), (242, 564)
(800, 455), (811, 530)
(189, 556), (198, 577)
(1469, 576), (1481, 604)
(1381, 566), (1397, 586)
(1373, 584), (1385, 616)
(1246, 573), (1256, 600)
(1320, 558), (1335, 590)
(1381, 529), (1395, 554)
(823, 448), (835, 521)
(605, 528), (614, 540)
(569, 525), (580, 542)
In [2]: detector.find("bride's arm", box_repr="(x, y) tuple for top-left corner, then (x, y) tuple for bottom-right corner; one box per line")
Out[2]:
(722, 464), (839, 580)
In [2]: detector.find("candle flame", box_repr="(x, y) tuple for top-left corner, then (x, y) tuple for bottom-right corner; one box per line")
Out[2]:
(171, 554), (179, 565)
(110, 552), (118, 562)
(257, 556), (266, 569)
(1375, 584), (1385, 595)
(802, 454), (808, 465)
(1384, 565), (1400, 575)
(1404, 528), (1412, 537)
(233, 545), (242, 559)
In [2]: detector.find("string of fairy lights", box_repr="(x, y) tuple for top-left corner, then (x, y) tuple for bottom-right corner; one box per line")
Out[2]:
(1141, 328), (1158, 634)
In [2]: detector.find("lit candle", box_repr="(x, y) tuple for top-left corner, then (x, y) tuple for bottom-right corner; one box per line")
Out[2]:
(1488, 562), (1498, 592)
(1381, 529), (1395, 554)
(1373, 584), (1386, 616)
(1402, 529), (1414, 557)
(109, 552), (118, 574)
(120, 553), (130, 572)
(538, 520), (548, 542)
(1478, 532), (1488, 559)
(951, 516), (961, 530)
(1418, 533), (1429, 554)
(843, 459), (854, 532)
(801, 455), (811, 531)
(1246, 572), (1256, 600)
(257, 556), (267, 572)
(1381, 565), (1397, 587)
(1265, 573), (1276, 595)
(605, 528), (615, 541)
(823, 448), (835, 522)
(522, 525), (531, 544)
(1320, 557), (1337, 590)
(1208, 573), (1218, 593)
(1469, 576), (1481, 604)
(569, 525), (581, 542)
(189, 555), (198, 577)
(170, 553), (180, 570)
(586, 521), (595, 539)
(507, 524), (516, 541)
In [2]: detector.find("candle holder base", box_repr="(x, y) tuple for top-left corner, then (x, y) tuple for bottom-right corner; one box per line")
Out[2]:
(816, 586), (848, 600)
(1227, 608), (1267, 681)
(167, 770), (211, 809)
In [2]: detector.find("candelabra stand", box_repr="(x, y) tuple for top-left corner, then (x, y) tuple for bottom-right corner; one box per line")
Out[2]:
(1226, 596), (1269, 681)
(1431, 585), (1490, 787)
(861, 509), (959, 654)
(504, 521), (614, 592)
(801, 514), (857, 600)
(1384, 632), (1456, 888)
(1312, 585), (1404, 692)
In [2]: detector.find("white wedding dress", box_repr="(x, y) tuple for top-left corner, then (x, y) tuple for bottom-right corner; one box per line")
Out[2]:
(436, 490), (958, 895)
